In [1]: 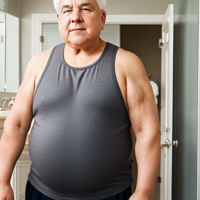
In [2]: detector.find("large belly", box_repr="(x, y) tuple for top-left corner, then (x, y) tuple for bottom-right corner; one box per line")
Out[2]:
(28, 117), (133, 195)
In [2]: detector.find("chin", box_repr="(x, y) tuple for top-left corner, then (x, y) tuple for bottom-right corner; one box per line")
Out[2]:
(70, 39), (88, 46)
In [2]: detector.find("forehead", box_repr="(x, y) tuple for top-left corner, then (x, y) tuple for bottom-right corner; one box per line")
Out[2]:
(60, 0), (97, 7)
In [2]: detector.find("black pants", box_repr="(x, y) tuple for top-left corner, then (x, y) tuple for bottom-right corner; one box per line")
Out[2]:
(25, 180), (132, 200)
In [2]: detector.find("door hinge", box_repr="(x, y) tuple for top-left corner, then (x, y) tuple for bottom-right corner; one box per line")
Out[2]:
(0, 35), (3, 42)
(40, 36), (44, 43)
(158, 176), (161, 183)
(166, 33), (169, 43)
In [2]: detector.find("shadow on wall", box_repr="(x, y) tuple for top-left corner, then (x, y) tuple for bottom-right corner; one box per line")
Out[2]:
(0, 0), (6, 11)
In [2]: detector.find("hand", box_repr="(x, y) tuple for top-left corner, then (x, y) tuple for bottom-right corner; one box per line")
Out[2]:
(0, 183), (14, 200)
(129, 192), (152, 200)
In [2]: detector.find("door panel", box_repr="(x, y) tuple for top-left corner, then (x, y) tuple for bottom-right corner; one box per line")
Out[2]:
(160, 4), (174, 200)
(42, 23), (64, 51)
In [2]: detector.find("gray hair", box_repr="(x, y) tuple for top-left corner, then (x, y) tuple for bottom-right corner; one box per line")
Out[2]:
(53, 0), (107, 14)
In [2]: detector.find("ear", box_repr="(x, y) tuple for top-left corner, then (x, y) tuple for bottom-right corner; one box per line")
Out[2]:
(101, 10), (106, 30)
(57, 13), (60, 23)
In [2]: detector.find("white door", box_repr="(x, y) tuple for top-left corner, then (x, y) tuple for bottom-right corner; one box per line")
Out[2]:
(159, 4), (174, 200)
(42, 23), (64, 51)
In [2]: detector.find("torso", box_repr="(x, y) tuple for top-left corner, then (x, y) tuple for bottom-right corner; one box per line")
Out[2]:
(29, 42), (134, 198)
(33, 44), (129, 114)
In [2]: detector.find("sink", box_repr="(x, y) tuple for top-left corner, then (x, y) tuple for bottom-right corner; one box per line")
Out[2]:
(0, 110), (10, 119)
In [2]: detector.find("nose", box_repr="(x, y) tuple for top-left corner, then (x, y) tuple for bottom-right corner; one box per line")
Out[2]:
(71, 9), (83, 23)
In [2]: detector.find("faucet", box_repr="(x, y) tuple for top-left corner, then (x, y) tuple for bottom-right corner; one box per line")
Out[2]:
(7, 97), (15, 109)
(0, 98), (10, 111)
(0, 97), (15, 111)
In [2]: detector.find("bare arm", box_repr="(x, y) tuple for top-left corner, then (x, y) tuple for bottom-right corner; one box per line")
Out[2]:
(0, 53), (40, 185)
(123, 52), (161, 199)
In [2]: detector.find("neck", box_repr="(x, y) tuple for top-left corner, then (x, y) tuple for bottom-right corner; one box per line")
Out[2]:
(64, 38), (106, 57)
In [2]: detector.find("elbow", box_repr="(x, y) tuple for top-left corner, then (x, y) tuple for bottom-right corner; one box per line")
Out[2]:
(136, 129), (161, 149)
(3, 119), (26, 137)
(4, 115), (21, 130)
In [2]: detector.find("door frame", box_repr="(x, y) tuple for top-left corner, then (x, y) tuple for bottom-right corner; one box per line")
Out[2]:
(32, 13), (163, 56)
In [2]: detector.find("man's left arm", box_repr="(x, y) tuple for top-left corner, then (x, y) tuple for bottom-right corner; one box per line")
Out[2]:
(124, 52), (161, 200)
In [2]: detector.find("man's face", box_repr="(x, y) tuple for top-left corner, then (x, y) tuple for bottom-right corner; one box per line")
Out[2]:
(57, 0), (106, 46)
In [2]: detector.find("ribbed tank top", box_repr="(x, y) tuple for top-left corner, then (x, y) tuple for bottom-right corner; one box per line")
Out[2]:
(28, 41), (134, 200)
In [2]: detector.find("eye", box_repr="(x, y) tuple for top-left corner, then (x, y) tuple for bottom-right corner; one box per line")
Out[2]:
(64, 10), (71, 13)
(82, 8), (90, 11)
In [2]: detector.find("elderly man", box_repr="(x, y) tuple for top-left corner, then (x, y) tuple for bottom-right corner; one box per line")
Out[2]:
(0, 0), (160, 200)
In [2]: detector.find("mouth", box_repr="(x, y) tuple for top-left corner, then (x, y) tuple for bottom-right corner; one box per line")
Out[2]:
(70, 29), (85, 32)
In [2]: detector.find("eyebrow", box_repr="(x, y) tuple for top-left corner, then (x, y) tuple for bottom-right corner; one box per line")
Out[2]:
(61, 3), (94, 11)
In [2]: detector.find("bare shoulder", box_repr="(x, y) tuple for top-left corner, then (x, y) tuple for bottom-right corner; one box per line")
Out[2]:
(30, 48), (53, 75)
(33, 48), (53, 82)
(20, 47), (53, 92)
(116, 47), (147, 81)
(116, 47), (155, 108)
(4, 48), (53, 133)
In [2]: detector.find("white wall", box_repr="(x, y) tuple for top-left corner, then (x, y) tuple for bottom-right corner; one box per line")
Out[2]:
(20, 0), (173, 82)
(106, 0), (173, 14)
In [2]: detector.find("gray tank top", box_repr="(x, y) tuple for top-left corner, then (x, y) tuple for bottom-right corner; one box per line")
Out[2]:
(28, 41), (134, 200)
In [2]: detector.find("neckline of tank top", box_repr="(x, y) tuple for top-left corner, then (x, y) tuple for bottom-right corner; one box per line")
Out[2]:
(61, 41), (110, 70)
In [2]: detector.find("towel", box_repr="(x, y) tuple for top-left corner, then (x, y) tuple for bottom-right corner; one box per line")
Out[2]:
(150, 80), (159, 104)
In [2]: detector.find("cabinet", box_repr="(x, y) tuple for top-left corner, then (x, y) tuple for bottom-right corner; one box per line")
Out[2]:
(0, 12), (20, 93)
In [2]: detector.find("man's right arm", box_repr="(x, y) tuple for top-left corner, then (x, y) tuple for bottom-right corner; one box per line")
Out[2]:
(0, 52), (41, 185)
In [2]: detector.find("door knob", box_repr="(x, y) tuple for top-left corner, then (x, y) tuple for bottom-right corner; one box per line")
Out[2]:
(161, 139), (171, 148)
(173, 140), (178, 148)
(159, 38), (165, 48)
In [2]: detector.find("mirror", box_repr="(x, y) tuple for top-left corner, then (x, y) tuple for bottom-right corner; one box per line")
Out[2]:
(0, 10), (19, 93)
